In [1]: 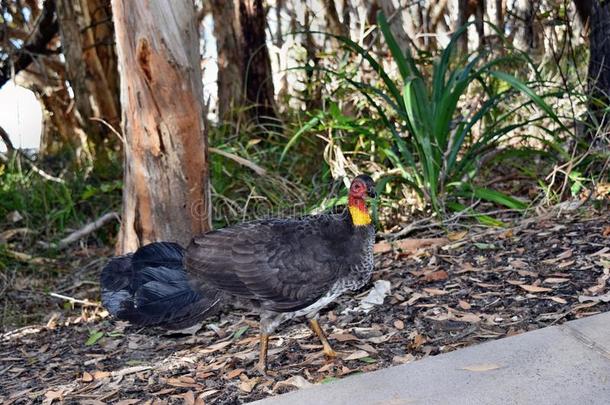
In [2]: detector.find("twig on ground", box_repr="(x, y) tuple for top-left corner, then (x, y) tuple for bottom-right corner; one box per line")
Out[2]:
(4, 249), (54, 265)
(39, 212), (120, 250)
(48, 292), (100, 307)
(209, 147), (267, 176)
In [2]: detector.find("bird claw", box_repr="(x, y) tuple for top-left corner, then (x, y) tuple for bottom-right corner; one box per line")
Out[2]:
(323, 347), (337, 358)
(254, 361), (267, 376)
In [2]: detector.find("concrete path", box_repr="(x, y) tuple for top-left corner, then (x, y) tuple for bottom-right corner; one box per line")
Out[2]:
(253, 311), (610, 405)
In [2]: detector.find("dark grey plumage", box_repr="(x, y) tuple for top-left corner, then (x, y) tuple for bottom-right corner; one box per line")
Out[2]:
(100, 242), (221, 329)
(100, 174), (377, 360)
(186, 210), (374, 315)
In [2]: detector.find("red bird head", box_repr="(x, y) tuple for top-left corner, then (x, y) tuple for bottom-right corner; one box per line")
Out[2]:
(348, 175), (376, 226)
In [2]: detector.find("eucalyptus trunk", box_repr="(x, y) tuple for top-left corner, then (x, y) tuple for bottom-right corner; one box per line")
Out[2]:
(111, 0), (211, 253)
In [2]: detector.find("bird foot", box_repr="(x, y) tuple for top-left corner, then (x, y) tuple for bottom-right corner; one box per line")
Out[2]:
(254, 361), (267, 376)
(323, 346), (337, 358)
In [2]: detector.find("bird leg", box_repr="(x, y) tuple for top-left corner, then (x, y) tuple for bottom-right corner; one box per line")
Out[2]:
(256, 333), (269, 374)
(309, 318), (336, 358)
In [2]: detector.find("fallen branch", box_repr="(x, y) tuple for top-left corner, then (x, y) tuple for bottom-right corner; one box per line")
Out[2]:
(374, 238), (449, 254)
(39, 212), (119, 250)
(3, 249), (54, 265)
(48, 292), (100, 307)
(0, 227), (34, 243)
(209, 147), (267, 176)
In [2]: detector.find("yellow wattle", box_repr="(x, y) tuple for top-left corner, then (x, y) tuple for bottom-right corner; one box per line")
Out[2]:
(349, 206), (371, 226)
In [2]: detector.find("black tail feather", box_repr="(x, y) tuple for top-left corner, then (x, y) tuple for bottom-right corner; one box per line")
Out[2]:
(101, 242), (221, 329)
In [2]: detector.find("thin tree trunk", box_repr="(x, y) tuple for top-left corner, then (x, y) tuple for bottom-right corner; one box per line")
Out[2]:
(111, 0), (211, 253)
(80, 0), (120, 130)
(586, 0), (610, 129)
(55, 0), (101, 146)
(474, 0), (485, 47)
(322, 0), (349, 38)
(240, 0), (279, 130)
(574, 0), (610, 133)
(210, 0), (244, 122)
(495, 0), (504, 33)
(210, 0), (278, 129)
(457, 0), (470, 54)
(56, 0), (121, 164)
(513, 0), (542, 54)
(378, 0), (411, 55)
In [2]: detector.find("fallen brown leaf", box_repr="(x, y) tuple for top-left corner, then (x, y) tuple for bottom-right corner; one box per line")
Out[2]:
(458, 300), (471, 310)
(392, 354), (415, 364)
(239, 377), (259, 393)
(549, 296), (568, 304)
(519, 284), (552, 293)
(343, 350), (369, 361)
(329, 333), (359, 342)
(543, 277), (569, 284)
(92, 370), (111, 380)
(167, 376), (199, 388)
(181, 390), (195, 405)
(43, 389), (64, 404)
(509, 259), (528, 269)
(423, 288), (449, 296)
(410, 333), (426, 349)
(275, 375), (313, 390)
(225, 368), (245, 379)
(201, 340), (232, 354)
(423, 270), (449, 282)
(448, 230), (468, 241)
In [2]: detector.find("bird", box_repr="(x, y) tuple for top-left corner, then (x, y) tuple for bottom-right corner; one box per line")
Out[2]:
(101, 174), (377, 372)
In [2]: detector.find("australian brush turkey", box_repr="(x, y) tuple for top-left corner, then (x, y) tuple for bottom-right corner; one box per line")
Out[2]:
(101, 175), (377, 372)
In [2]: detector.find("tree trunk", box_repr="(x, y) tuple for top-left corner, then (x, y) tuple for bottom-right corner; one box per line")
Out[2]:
(378, 0), (412, 55)
(55, 0), (121, 164)
(512, 0), (542, 54)
(239, 0), (279, 130)
(585, 0), (610, 129)
(474, 0), (485, 47)
(111, 0), (211, 253)
(322, 0), (349, 38)
(56, 0), (101, 146)
(457, 0), (470, 54)
(573, 0), (610, 135)
(80, 0), (120, 130)
(210, 0), (244, 122)
(210, 0), (278, 129)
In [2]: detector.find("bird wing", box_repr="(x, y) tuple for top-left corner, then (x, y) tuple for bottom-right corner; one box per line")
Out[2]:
(186, 215), (356, 312)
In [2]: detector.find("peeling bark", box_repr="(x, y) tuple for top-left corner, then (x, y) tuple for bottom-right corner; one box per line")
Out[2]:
(111, 0), (211, 253)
